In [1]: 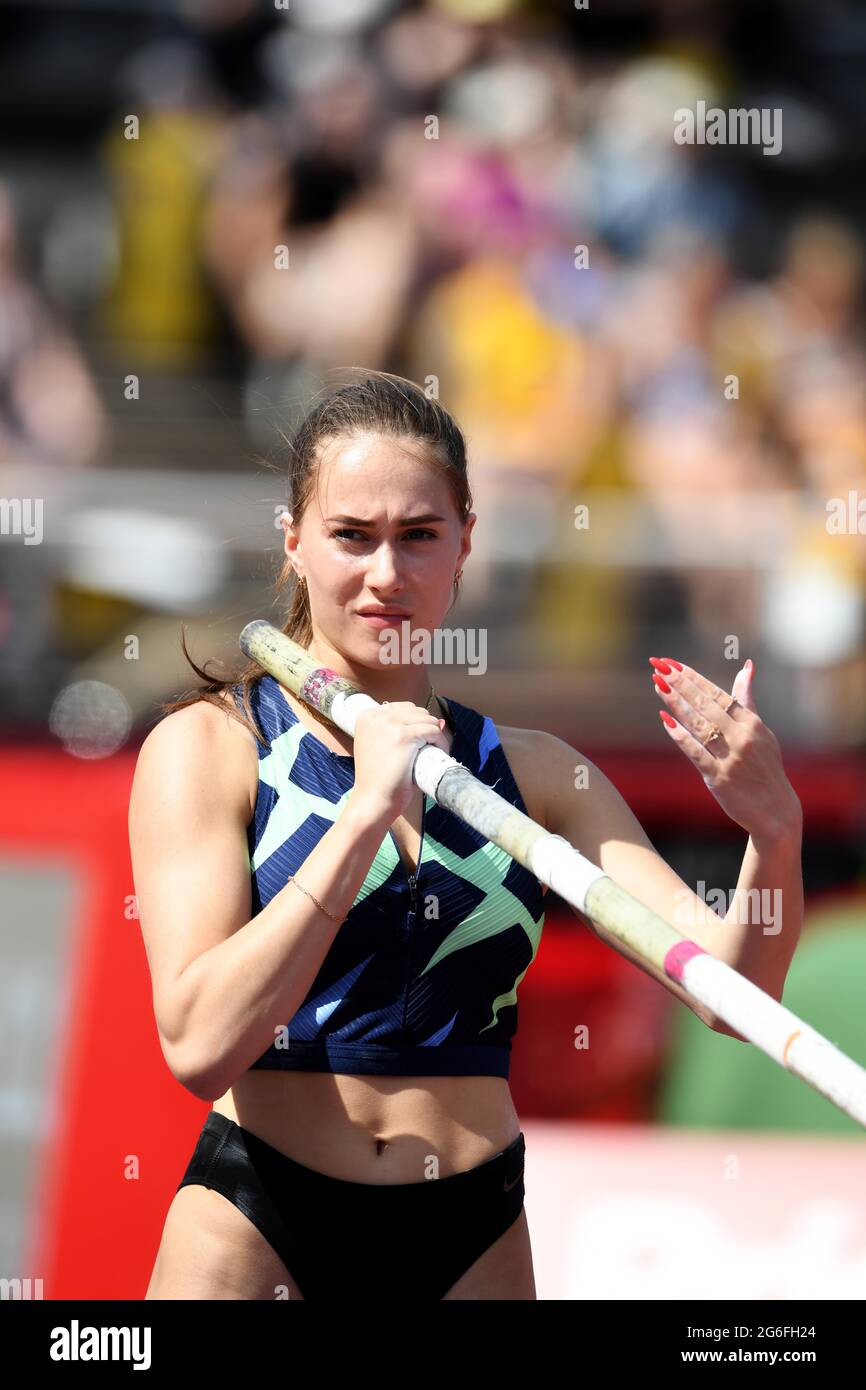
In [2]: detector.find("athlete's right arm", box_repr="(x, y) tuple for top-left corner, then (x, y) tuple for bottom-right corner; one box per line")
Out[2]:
(128, 700), (394, 1101)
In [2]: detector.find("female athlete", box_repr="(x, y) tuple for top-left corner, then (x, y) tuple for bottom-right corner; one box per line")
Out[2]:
(130, 370), (803, 1300)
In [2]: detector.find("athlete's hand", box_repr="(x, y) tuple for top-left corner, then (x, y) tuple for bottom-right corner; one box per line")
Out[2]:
(352, 701), (451, 824)
(650, 657), (802, 843)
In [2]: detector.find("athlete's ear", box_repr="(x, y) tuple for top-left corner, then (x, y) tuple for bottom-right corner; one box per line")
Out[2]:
(281, 511), (301, 562)
(457, 512), (476, 568)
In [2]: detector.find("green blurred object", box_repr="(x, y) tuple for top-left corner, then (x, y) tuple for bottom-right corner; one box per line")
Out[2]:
(657, 906), (866, 1134)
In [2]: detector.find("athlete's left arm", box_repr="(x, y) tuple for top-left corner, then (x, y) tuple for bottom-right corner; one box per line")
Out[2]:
(503, 720), (803, 1039)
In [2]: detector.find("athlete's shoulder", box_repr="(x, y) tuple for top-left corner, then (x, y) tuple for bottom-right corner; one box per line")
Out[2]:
(144, 686), (253, 748)
(498, 724), (641, 853)
(486, 724), (561, 832)
(132, 690), (259, 825)
(498, 723), (607, 835)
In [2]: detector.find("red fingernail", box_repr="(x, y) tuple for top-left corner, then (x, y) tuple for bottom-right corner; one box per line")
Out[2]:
(652, 673), (672, 694)
(648, 657), (672, 674)
(663, 658), (683, 670)
(659, 710), (677, 728)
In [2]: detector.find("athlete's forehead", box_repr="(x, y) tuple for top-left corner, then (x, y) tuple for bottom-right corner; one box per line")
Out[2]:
(311, 432), (455, 524)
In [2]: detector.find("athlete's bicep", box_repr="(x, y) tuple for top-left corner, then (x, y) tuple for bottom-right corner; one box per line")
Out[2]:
(537, 734), (729, 1030)
(128, 701), (255, 1080)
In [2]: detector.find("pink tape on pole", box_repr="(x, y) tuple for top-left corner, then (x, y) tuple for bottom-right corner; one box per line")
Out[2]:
(300, 667), (356, 717)
(664, 939), (708, 983)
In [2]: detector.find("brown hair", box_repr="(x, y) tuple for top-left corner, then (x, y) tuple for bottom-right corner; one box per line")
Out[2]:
(159, 369), (473, 748)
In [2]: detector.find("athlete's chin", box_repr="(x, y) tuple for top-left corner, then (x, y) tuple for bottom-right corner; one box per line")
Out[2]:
(339, 622), (421, 673)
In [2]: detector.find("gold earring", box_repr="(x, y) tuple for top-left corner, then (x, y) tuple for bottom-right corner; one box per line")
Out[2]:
(454, 568), (463, 582)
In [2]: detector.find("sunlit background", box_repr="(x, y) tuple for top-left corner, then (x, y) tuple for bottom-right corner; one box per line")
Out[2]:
(1, 0), (864, 1300)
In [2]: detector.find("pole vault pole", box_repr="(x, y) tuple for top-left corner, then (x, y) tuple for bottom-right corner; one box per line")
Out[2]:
(239, 618), (866, 1129)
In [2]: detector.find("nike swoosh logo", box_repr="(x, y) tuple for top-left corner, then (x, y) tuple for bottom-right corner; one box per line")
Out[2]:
(503, 1172), (523, 1192)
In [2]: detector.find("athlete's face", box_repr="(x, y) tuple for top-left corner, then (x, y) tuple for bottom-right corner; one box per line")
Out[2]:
(282, 432), (475, 673)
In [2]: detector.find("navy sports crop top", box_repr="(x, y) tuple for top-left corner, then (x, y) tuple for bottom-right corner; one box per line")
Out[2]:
(237, 674), (545, 1079)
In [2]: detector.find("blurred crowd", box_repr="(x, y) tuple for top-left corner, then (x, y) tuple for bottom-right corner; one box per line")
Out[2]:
(0, 0), (865, 738)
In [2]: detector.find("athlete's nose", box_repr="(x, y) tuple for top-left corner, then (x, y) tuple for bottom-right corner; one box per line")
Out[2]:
(368, 542), (403, 592)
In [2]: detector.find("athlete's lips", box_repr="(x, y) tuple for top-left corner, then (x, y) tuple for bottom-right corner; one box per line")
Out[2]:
(355, 608), (412, 619)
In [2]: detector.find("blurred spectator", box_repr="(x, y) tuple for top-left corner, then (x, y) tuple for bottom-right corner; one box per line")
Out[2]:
(0, 182), (107, 720)
(0, 0), (863, 739)
(0, 184), (106, 469)
(97, 40), (230, 368)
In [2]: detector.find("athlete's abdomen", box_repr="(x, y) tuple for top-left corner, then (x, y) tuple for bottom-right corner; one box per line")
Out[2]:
(210, 1068), (521, 1182)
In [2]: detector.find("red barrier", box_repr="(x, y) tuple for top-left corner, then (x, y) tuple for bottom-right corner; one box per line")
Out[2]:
(0, 746), (205, 1299)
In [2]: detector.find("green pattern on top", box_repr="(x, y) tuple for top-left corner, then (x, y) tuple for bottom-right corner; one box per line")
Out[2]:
(252, 719), (544, 1030)
(253, 723), (437, 906)
(417, 833), (544, 1032)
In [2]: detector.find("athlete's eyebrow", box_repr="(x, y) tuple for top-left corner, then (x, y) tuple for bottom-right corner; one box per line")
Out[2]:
(326, 513), (447, 526)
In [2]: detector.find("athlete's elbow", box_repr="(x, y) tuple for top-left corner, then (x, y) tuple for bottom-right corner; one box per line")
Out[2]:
(164, 1007), (268, 1099)
(172, 1044), (227, 1101)
(157, 967), (230, 1099)
(187, 1071), (227, 1103)
(176, 1026), (259, 1099)
(159, 1026), (227, 1101)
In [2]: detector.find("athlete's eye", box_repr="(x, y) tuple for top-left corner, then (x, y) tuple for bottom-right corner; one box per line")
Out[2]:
(330, 528), (438, 543)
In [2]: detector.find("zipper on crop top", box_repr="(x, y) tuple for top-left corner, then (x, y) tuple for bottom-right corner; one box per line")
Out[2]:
(389, 795), (426, 905)
(396, 796), (426, 1036)
(388, 699), (451, 901)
